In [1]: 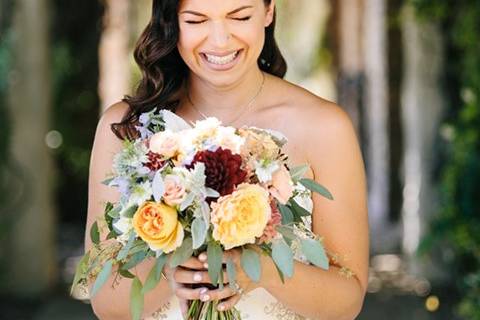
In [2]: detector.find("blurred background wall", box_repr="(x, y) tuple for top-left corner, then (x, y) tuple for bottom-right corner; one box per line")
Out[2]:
(0, 0), (479, 319)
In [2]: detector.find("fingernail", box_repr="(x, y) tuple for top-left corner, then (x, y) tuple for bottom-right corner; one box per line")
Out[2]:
(199, 253), (207, 262)
(218, 304), (225, 311)
(199, 287), (208, 295)
(203, 262), (208, 268)
(200, 294), (210, 302)
(193, 272), (202, 282)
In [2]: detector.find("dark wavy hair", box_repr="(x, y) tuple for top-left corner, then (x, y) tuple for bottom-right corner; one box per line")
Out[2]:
(112, 0), (287, 140)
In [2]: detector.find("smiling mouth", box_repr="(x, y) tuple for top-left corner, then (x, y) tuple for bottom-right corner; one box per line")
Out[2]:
(201, 50), (242, 65)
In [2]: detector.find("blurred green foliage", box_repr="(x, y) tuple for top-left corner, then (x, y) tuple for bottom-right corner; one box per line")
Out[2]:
(412, 1), (480, 318)
(51, 0), (103, 224)
(0, 0), (14, 283)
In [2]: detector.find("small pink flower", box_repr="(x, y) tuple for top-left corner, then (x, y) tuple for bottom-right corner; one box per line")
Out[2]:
(163, 175), (186, 206)
(149, 131), (180, 159)
(258, 201), (282, 244)
(269, 165), (294, 204)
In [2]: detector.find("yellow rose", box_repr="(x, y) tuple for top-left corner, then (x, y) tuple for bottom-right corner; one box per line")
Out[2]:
(132, 201), (184, 253)
(211, 184), (271, 249)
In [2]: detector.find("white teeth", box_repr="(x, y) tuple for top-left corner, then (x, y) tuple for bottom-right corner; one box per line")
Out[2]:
(204, 51), (239, 65)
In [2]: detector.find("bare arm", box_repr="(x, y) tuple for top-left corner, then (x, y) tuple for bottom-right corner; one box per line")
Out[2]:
(85, 102), (173, 320)
(259, 103), (369, 319)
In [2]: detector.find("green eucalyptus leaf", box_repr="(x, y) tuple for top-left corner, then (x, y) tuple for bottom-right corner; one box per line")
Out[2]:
(117, 232), (136, 261)
(290, 164), (310, 181)
(226, 257), (237, 291)
(278, 203), (294, 225)
(90, 260), (113, 298)
(119, 268), (136, 279)
(192, 217), (208, 250)
(301, 238), (329, 270)
(90, 221), (100, 245)
(290, 200), (311, 217)
(272, 239), (294, 278)
(299, 178), (334, 200)
(124, 205), (139, 218)
(122, 251), (148, 270)
(107, 205), (121, 219)
(142, 254), (168, 294)
(241, 248), (261, 282)
(275, 225), (297, 246)
(169, 237), (193, 268)
(130, 277), (144, 320)
(207, 241), (223, 286)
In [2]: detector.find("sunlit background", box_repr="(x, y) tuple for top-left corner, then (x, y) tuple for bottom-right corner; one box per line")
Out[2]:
(0, 0), (479, 319)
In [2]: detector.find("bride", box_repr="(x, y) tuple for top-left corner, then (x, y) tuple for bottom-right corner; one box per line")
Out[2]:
(85, 0), (369, 319)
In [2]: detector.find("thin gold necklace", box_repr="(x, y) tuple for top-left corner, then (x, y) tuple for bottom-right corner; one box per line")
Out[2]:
(185, 71), (266, 126)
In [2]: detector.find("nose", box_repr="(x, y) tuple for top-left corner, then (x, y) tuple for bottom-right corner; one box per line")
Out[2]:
(209, 21), (231, 48)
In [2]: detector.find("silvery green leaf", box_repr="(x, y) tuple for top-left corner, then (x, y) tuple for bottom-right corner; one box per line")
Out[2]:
(107, 205), (121, 219)
(192, 217), (208, 249)
(101, 177), (115, 186)
(272, 239), (294, 278)
(142, 254), (168, 294)
(159, 109), (192, 132)
(200, 201), (211, 223)
(299, 178), (334, 200)
(122, 251), (148, 270)
(300, 238), (329, 270)
(130, 277), (144, 320)
(241, 248), (261, 282)
(169, 237), (193, 268)
(290, 164), (310, 182)
(123, 205), (138, 218)
(226, 257), (237, 291)
(275, 225), (297, 246)
(205, 187), (220, 198)
(278, 204), (294, 225)
(207, 241), (223, 286)
(117, 232), (136, 261)
(180, 192), (195, 211)
(90, 260), (113, 298)
(152, 171), (165, 202)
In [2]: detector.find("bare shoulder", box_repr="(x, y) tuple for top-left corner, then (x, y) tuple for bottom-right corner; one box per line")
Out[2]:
(267, 75), (357, 154)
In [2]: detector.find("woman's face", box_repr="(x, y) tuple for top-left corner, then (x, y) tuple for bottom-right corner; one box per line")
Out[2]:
(177, 0), (274, 86)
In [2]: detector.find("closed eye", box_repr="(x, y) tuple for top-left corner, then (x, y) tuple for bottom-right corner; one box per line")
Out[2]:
(233, 16), (251, 21)
(185, 20), (207, 24)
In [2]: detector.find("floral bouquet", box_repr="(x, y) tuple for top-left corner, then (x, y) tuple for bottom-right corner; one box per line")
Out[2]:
(71, 109), (333, 320)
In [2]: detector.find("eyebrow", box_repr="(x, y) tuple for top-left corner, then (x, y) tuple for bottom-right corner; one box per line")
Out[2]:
(180, 5), (254, 17)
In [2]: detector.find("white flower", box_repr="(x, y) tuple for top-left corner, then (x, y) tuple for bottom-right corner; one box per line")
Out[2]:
(255, 160), (280, 183)
(293, 183), (313, 213)
(215, 126), (245, 154)
(129, 180), (153, 206)
(113, 217), (132, 235)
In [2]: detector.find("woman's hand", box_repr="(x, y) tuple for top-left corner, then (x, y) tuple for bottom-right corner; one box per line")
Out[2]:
(164, 248), (260, 315)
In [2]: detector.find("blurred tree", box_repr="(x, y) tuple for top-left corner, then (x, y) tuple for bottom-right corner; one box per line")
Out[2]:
(98, 0), (131, 111)
(412, 0), (480, 318)
(6, 0), (56, 295)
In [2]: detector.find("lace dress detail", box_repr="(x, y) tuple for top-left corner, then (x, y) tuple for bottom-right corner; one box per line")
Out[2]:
(145, 185), (314, 320)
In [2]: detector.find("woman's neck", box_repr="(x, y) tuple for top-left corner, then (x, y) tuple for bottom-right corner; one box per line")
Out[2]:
(183, 68), (266, 120)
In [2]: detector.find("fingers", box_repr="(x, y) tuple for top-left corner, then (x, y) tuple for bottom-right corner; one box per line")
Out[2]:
(201, 286), (236, 303)
(198, 249), (240, 265)
(179, 256), (206, 270)
(174, 285), (209, 301)
(173, 268), (229, 284)
(217, 293), (242, 311)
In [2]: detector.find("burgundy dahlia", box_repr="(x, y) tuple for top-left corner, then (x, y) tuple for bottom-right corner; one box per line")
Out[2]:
(188, 147), (247, 196)
(145, 151), (165, 171)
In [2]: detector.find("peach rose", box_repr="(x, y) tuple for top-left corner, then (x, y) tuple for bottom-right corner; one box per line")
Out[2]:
(211, 184), (271, 249)
(132, 201), (184, 253)
(163, 175), (186, 206)
(149, 130), (180, 158)
(269, 165), (294, 204)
